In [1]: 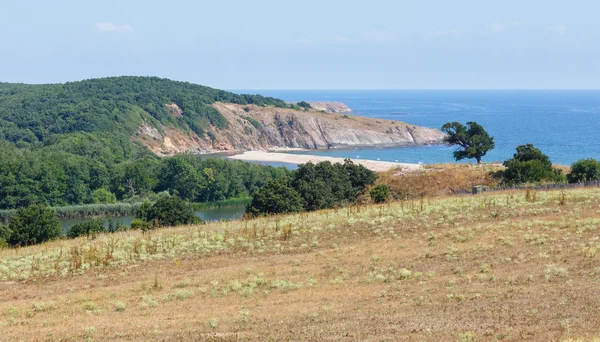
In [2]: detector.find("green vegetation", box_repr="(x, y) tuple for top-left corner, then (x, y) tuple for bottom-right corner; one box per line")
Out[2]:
(244, 116), (262, 129)
(246, 179), (304, 216)
(441, 121), (495, 164)
(370, 184), (390, 203)
(247, 160), (377, 215)
(500, 144), (565, 185)
(91, 188), (118, 204)
(0, 76), (288, 147)
(66, 218), (105, 239)
(568, 158), (600, 183)
(137, 195), (199, 227)
(296, 101), (312, 110)
(7, 204), (61, 246)
(0, 76), (294, 211)
(0, 151), (290, 210)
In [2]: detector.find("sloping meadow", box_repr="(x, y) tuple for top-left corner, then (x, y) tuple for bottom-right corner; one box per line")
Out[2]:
(3, 188), (600, 340)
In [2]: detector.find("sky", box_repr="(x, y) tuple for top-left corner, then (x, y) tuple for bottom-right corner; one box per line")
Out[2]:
(0, 0), (598, 89)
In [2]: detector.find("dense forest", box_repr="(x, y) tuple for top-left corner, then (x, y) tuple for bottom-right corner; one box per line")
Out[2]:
(0, 77), (295, 210)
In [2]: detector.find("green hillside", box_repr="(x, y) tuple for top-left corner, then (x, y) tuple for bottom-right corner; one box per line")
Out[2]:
(0, 77), (292, 210)
(0, 76), (288, 148)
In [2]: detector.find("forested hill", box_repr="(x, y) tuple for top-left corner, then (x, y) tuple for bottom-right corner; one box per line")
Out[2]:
(0, 77), (294, 210)
(0, 76), (443, 211)
(0, 76), (288, 150)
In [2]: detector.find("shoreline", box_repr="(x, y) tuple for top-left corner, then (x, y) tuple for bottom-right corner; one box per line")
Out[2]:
(228, 151), (422, 172)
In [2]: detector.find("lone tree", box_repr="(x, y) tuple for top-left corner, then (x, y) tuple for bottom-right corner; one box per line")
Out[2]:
(441, 121), (495, 164)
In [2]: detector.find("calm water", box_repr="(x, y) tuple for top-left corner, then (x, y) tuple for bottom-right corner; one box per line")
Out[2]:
(60, 206), (246, 232)
(233, 90), (600, 166)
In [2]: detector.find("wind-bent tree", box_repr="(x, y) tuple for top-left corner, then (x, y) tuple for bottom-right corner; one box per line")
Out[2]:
(441, 121), (495, 164)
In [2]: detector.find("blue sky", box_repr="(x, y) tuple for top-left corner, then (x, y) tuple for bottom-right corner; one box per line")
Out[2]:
(0, 0), (598, 89)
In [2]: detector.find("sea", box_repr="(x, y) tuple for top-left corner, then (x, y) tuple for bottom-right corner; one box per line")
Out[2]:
(232, 90), (600, 166)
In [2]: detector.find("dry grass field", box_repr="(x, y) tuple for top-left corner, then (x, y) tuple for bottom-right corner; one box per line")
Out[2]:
(3, 187), (600, 341)
(378, 163), (502, 199)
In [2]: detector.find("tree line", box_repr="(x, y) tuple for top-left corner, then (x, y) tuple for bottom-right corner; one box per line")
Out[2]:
(246, 159), (379, 216)
(0, 145), (290, 210)
(442, 121), (600, 184)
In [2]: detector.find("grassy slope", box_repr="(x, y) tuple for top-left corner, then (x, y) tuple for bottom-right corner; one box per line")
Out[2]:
(2, 188), (600, 340)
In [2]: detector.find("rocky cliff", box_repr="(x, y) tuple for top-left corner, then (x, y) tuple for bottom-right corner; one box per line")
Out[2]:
(135, 103), (445, 155)
(308, 102), (352, 113)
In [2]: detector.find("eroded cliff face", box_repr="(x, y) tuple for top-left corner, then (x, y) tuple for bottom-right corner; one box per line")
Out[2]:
(134, 103), (445, 156)
(308, 102), (352, 113)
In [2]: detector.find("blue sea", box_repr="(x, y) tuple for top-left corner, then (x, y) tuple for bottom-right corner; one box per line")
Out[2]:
(232, 90), (600, 166)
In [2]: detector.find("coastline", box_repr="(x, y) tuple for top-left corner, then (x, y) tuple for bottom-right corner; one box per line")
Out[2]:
(228, 151), (422, 172)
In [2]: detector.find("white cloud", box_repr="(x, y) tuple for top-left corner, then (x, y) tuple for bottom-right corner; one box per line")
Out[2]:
(332, 34), (350, 43)
(361, 30), (397, 43)
(425, 29), (459, 38)
(490, 21), (507, 32)
(96, 22), (134, 33)
(548, 24), (567, 35)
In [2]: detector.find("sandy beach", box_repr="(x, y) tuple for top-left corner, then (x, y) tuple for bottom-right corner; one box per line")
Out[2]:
(228, 151), (422, 172)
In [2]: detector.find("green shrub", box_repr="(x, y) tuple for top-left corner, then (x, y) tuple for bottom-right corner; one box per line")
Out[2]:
(146, 196), (199, 227)
(501, 144), (564, 185)
(297, 101), (312, 109)
(568, 158), (600, 183)
(0, 224), (12, 242)
(292, 160), (377, 211)
(91, 188), (118, 204)
(246, 179), (303, 216)
(129, 218), (150, 231)
(244, 116), (262, 129)
(67, 218), (105, 239)
(8, 204), (62, 246)
(135, 200), (153, 221)
(370, 184), (390, 203)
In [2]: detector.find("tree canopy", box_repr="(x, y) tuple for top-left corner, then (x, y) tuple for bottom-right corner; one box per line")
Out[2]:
(441, 121), (495, 164)
(0, 77), (297, 210)
(501, 144), (565, 185)
(7, 204), (61, 246)
(568, 158), (600, 183)
(247, 160), (377, 216)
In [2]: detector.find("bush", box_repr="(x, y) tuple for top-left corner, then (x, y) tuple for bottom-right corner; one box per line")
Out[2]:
(0, 224), (12, 242)
(370, 185), (390, 203)
(246, 179), (303, 216)
(67, 218), (105, 239)
(292, 160), (377, 211)
(135, 201), (153, 221)
(501, 144), (564, 185)
(146, 196), (199, 227)
(8, 204), (62, 246)
(91, 188), (118, 204)
(297, 101), (312, 109)
(0, 225), (9, 249)
(129, 218), (150, 231)
(568, 158), (600, 183)
(247, 160), (377, 215)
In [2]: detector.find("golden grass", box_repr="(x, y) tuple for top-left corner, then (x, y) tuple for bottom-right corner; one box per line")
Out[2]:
(379, 163), (502, 199)
(3, 187), (600, 340)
